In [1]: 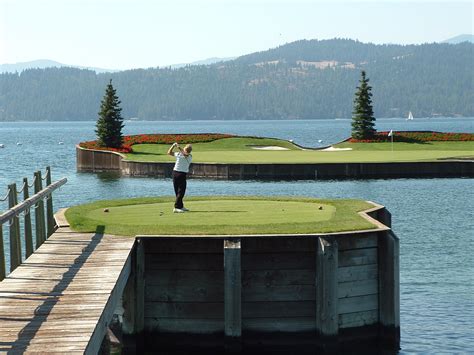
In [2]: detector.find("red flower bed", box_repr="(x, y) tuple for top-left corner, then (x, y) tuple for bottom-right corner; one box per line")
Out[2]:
(79, 133), (234, 153)
(79, 141), (133, 153)
(348, 131), (474, 143)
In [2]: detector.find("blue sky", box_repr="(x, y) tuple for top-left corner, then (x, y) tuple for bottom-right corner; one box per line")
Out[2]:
(1, 0), (472, 69)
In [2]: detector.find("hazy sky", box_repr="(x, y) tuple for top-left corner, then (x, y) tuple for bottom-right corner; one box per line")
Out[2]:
(1, 0), (472, 69)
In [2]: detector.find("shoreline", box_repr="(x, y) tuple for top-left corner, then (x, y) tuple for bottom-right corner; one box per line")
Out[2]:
(2, 116), (474, 123)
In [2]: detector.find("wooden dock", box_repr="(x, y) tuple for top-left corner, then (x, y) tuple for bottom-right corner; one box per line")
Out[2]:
(0, 223), (135, 353)
(0, 170), (400, 354)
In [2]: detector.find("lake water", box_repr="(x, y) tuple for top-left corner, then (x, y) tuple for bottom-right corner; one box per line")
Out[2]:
(0, 118), (473, 353)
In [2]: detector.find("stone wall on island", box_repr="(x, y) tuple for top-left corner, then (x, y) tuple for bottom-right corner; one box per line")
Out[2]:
(77, 145), (474, 180)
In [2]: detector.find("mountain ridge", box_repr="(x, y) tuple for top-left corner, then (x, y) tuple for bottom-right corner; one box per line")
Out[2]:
(442, 34), (474, 44)
(3, 34), (471, 73)
(0, 38), (472, 121)
(0, 59), (118, 74)
(0, 57), (236, 74)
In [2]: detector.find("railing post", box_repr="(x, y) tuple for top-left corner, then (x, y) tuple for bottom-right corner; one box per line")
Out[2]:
(23, 177), (34, 258)
(0, 225), (5, 281)
(45, 166), (55, 238)
(8, 183), (22, 272)
(34, 171), (46, 247)
(0, 173), (66, 276)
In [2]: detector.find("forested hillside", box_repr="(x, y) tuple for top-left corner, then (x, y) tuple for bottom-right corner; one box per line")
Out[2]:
(0, 39), (472, 121)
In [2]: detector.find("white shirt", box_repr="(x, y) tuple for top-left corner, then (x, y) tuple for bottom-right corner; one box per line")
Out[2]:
(173, 152), (192, 173)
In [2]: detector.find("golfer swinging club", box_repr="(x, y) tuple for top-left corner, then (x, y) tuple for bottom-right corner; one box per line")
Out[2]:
(167, 142), (193, 213)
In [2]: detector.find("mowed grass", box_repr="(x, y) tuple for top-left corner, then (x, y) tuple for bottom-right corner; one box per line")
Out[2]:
(335, 140), (474, 151)
(124, 137), (474, 163)
(65, 196), (376, 236)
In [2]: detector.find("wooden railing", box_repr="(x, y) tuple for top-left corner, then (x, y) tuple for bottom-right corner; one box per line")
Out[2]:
(0, 167), (67, 281)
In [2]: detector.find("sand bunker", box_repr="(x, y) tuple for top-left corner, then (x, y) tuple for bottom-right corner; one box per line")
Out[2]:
(250, 146), (290, 151)
(321, 146), (353, 152)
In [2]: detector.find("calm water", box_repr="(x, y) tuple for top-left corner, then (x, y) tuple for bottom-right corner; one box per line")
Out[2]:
(0, 118), (473, 353)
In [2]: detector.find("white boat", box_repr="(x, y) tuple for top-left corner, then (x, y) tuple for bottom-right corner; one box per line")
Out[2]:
(406, 111), (414, 121)
(0, 144), (4, 148)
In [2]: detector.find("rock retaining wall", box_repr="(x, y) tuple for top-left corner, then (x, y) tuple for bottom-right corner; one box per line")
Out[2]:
(77, 146), (474, 180)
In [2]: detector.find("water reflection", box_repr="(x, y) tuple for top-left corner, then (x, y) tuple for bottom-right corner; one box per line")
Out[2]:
(96, 171), (122, 183)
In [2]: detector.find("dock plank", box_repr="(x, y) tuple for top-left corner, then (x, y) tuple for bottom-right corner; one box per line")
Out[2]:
(0, 227), (135, 353)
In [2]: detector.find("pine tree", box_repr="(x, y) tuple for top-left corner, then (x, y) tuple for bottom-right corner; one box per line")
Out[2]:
(96, 80), (124, 148)
(351, 70), (376, 139)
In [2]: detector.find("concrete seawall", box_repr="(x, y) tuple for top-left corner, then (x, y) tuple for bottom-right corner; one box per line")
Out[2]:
(77, 146), (474, 180)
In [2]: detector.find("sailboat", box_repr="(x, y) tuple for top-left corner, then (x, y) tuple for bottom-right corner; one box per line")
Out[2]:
(406, 111), (414, 121)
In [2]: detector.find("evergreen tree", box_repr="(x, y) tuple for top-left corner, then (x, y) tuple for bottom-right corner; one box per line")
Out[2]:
(351, 70), (376, 139)
(96, 80), (124, 148)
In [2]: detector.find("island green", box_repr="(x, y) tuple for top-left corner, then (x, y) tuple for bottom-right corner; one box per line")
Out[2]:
(124, 137), (473, 163)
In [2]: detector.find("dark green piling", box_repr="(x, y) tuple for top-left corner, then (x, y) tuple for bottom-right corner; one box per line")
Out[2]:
(34, 171), (46, 247)
(0, 225), (5, 281)
(46, 167), (55, 238)
(8, 183), (22, 272)
(23, 177), (33, 258)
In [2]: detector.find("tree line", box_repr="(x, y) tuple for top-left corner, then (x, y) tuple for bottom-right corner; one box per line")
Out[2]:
(0, 39), (472, 121)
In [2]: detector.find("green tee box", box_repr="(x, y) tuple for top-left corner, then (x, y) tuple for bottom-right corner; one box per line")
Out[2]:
(65, 196), (377, 236)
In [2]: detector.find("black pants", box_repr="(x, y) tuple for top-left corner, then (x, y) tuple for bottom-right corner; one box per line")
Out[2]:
(173, 170), (187, 209)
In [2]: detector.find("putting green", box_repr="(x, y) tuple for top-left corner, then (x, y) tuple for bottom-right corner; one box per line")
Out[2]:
(124, 137), (474, 163)
(65, 196), (377, 236)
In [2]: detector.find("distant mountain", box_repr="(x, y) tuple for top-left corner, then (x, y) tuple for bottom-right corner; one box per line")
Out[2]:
(168, 56), (236, 68)
(1, 56), (237, 74)
(234, 38), (412, 65)
(0, 39), (472, 121)
(442, 34), (474, 44)
(0, 59), (118, 74)
(0, 59), (62, 73)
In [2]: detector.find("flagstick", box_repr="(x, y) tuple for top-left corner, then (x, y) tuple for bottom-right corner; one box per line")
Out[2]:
(389, 130), (394, 160)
